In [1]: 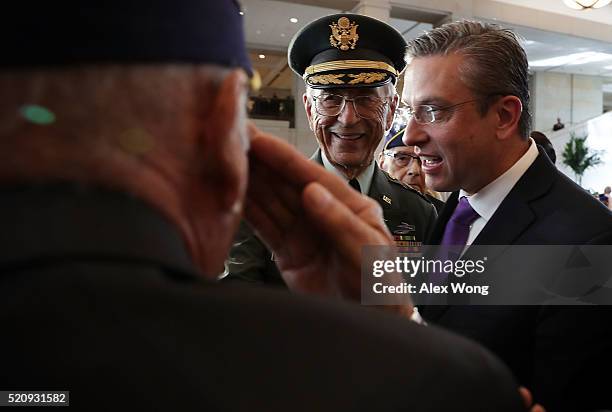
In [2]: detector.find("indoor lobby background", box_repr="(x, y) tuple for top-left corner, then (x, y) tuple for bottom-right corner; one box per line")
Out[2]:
(242, 0), (612, 196)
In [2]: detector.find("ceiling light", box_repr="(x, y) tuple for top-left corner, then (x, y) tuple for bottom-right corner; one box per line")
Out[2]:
(289, 17), (298, 23)
(530, 51), (612, 67)
(604, 65), (612, 70)
(562, 0), (612, 10)
(258, 54), (266, 59)
(239, 11), (244, 16)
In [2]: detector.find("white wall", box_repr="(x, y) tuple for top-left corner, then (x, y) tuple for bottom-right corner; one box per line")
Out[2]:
(549, 111), (612, 194)
(572, 74), (603, 125)
(532, 72), (572, 133)
(532, 72), (603, 133)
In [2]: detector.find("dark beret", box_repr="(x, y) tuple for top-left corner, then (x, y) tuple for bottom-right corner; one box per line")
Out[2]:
(288, 14), (407, 89)
(0, 0), (252, 76)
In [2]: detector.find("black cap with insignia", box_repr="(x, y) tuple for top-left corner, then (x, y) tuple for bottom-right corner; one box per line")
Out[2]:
(288, 14), (407, 89)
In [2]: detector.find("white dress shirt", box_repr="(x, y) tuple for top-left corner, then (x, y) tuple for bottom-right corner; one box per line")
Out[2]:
(459, 138), (539, 246)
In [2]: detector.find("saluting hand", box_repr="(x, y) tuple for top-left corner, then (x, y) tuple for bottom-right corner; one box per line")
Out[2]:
(246, 124), (412, 317)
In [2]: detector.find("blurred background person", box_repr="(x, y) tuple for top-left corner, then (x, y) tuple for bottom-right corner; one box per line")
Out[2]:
(600, 185), (611, 207)
(552, 117), (564, 131)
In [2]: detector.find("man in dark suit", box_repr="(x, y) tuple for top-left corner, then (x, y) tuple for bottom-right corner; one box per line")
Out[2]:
(0, 3), (527, 411)
(226, 14), (436, 285)
(402, 20), (612, 411)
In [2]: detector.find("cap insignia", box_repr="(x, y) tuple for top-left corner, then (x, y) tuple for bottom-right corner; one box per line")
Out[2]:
(329, 17), (359, 51)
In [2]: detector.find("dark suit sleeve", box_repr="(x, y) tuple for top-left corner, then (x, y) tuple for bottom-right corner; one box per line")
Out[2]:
(224, 220), (283, 285)
(532, 230), (612, 411)
(532, 306), (612, 411)
(425, 201), (438, 242)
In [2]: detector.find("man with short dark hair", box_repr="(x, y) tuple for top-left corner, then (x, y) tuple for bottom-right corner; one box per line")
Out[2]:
(403, 20), (612, 411)
(0, 4), (526, 411)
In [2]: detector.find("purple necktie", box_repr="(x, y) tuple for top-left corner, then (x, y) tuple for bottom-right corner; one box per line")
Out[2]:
(427, 197), (480, 294)
(440, 196), (480, 247)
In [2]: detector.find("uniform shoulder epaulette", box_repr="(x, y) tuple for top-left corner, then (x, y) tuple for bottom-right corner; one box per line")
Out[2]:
(381, 170), (433, 204)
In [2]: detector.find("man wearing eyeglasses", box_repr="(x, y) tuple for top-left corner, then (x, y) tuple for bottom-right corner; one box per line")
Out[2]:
(378, 128), (445, 212)
(402, 20), (612, 411)
(225, 14), (437, 285)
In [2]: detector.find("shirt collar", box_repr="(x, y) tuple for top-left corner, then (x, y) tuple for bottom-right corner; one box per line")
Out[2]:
(459, 138), (539, 222)
(320, 150), (375, 195)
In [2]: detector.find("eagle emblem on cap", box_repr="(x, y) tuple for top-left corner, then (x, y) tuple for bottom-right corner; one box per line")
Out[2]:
(329, 17), (359, 51)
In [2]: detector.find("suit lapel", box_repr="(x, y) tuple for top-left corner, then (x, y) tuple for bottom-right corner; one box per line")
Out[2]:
(427, 191), (458, 244)
(421, 150), (556, 321)
(472, 151), (554, 245)
(420, 192), (457, 319)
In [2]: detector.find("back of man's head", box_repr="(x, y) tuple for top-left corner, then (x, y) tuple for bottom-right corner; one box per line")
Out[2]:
(530, 131), (556, 164)
(0, 0), (252, 170)
(405, 20), (531, 139)
(0, 1), (253, 277)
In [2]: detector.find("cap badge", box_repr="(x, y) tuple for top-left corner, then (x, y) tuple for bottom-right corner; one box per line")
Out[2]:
(329, 17), (359, 51)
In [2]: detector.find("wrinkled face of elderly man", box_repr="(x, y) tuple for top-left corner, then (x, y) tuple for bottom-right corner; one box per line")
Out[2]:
(379, 145), (425, 193)
(304, 84), (397, 179)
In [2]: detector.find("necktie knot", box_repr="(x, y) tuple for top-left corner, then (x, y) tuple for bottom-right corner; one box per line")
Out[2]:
(450, 197), (479, 226)
(348, 178), (361, 193)
(440, 196), (480, 247)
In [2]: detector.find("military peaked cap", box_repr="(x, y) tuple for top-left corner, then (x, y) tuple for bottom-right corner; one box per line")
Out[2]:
(288, 13), (407, 89)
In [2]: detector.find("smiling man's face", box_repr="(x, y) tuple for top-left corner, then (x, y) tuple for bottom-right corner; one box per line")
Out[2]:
(304, 84), (397, 179)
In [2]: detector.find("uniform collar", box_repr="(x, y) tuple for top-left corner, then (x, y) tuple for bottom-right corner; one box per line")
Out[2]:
(320, 149), (375, 195)
(0, 183), (198, 279)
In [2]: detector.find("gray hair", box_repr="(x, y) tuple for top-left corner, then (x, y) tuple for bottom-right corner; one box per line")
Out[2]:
(406, 20), (531, 138)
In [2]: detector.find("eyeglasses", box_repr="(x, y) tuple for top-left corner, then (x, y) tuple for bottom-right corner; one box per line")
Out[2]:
(312, 93), (389, 119)
(399, 99), (485, 125)
(383, 150), (420, 167)
(400, 93), (509, 125)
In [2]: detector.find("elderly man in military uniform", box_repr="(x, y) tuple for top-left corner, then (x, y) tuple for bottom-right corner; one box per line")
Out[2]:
(379, 128), (445, 212)
(226, 14), (436, 285)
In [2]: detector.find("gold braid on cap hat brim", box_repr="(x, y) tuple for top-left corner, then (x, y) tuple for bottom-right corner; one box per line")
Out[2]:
(304, 60), (399, 77)
(309, 72), (389, 85)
